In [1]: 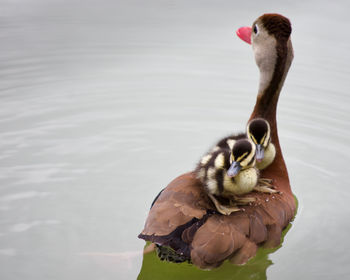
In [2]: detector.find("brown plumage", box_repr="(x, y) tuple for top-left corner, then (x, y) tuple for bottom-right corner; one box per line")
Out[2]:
(139, 13), (296, 269)
(260, 14), (292, 40)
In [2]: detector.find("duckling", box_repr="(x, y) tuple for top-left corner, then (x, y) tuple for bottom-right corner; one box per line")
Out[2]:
(247, 118), (276, 170)
(247, 118), (279, 194)
(205, 123), (277, 194)
(196, 139), (258, 215)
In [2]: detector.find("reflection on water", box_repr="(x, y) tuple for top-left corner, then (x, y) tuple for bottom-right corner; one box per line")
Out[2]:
(138, 224), (293, 280)
(1, 0), (350, 279)
(139, 247), (273, 280)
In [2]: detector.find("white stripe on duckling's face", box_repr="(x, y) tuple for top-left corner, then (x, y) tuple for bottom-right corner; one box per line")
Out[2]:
(262, 127), (270, 148)
(230, 139), (256, 170)
(239, 142), (256, 168)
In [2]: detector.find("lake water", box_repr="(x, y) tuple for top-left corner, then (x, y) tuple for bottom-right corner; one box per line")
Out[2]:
(1, 0), (350, 279)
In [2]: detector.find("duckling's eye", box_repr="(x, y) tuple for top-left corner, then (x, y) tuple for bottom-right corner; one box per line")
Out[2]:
(253, 24), (258, 34)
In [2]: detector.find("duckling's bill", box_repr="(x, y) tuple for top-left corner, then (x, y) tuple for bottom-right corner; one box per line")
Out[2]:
(256, 144), (264, 162)
(227, 161), (241, 177)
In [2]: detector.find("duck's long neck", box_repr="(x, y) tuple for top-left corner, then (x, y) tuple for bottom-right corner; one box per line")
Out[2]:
(249, 39), (293, 180)
(250, 39), (293, 123)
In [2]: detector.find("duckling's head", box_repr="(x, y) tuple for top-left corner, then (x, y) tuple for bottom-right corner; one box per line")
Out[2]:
(227, 139), (256, 178)
(247, 118), (271, 162)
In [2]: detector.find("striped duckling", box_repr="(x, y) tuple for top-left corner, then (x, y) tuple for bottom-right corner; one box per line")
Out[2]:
(246, 118), (280, 193)
(196, 139), (258, 215)
(247, 118), (276, 170)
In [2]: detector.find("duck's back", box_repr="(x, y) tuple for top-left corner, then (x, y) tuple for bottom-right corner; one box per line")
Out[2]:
(139, 171), (295, 268)
(138, 172), (213, 262)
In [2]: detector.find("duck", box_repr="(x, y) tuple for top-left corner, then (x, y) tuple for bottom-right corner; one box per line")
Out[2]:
(247, 118), (276, 170)
(195, 139), (258, 215)
(139, 13), (296, 269)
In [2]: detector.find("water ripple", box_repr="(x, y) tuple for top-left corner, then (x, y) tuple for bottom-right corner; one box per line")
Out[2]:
(9, 220), (60, 233)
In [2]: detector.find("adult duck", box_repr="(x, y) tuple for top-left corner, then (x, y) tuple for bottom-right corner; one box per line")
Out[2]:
(138, 13), (296, 269)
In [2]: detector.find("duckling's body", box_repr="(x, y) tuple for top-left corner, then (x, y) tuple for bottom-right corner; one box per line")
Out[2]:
(223, 167), (258, 195)
(196, 139), (258, 214)
(197, 138), (257, 196)
(257, 143), (276, 169)
(196, 135), (280, 215)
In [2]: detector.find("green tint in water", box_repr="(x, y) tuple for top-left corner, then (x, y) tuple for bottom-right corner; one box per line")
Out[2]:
(138, 247), (272, 280)
(138, 221), (294, 280)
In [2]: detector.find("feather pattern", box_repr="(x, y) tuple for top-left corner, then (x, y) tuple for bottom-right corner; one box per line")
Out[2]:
(139, 13), (296, 269)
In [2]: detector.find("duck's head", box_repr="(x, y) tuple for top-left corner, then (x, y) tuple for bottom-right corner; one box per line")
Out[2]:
(236, 13), (291, 66)
(247, 118), (271, 162)
(227, 139), (256, 177)
(236, 14), (293, 100)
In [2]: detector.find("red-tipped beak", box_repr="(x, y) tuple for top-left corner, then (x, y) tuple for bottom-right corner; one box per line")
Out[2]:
(236, 26), (252, 45)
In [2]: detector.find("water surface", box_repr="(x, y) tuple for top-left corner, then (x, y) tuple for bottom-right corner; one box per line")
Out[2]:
(1, 0), (350, 279)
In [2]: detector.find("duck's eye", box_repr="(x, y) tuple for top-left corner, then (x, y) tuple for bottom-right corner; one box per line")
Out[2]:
(253, 25), (258, 34)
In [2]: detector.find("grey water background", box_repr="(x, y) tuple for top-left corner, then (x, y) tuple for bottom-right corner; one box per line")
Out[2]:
(1, 0), (349, 279)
